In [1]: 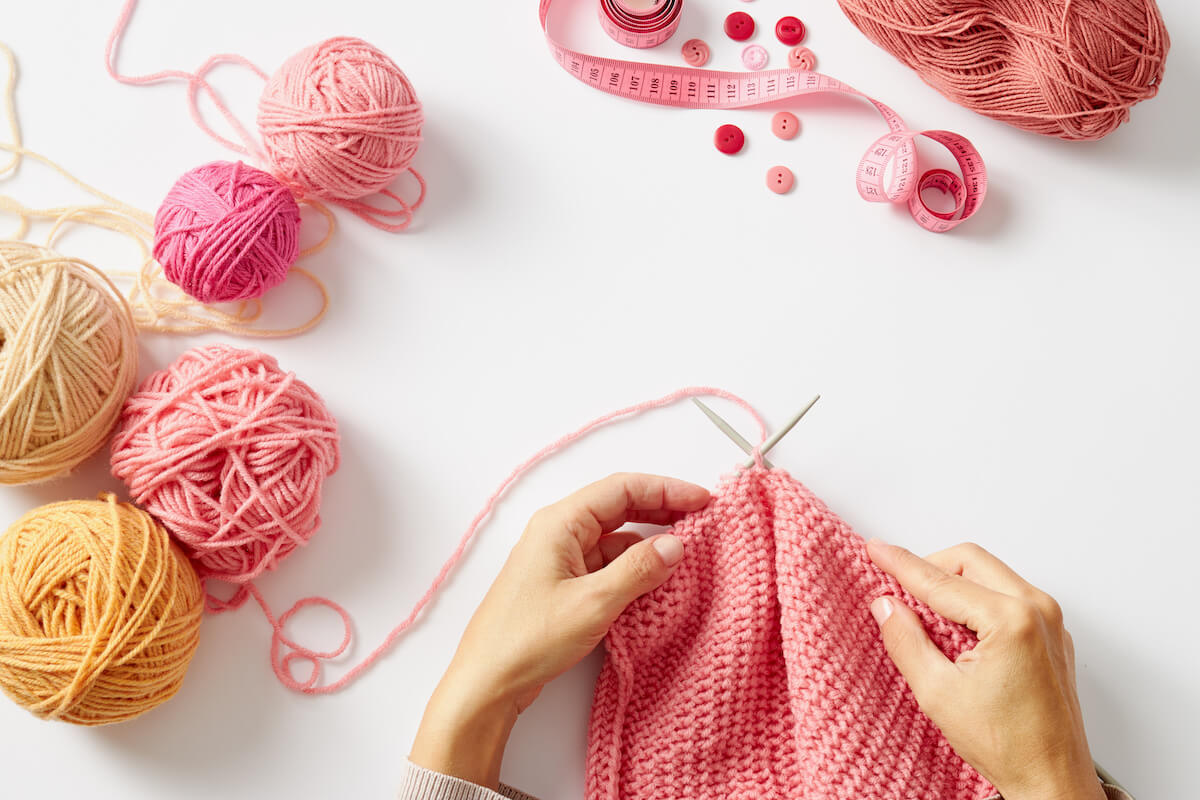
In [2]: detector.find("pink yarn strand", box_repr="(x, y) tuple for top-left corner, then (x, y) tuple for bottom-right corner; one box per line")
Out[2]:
(253, 387), (768, 694)
(105, 0), (267, 158)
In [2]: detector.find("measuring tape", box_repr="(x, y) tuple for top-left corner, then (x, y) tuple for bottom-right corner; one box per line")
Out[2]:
(598, 0), (682, 49)
(540, 0), (987, 232)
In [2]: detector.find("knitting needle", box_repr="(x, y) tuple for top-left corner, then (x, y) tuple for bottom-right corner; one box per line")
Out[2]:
(693, 394), (820, 467)
(692, 399), (774, 469)
(746, 394), (820, 467)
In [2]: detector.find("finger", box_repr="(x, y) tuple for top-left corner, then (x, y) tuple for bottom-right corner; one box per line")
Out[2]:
(596, 532), (644, 569)
(867, 539), (1009, 632)
(925, 542), (1037, 599)
(535, 473), (709, 551)
(925, 542), (1065, 625)
(870, 596), (956, 708)
(579, 534), (684, 622)
(625, 509), (695, 526)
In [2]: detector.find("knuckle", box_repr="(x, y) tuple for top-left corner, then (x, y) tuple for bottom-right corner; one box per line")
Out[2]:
(959, 541), (986, 558)
(1035, 592), (1064, 626)
(1007, 599), (1043, 637)
(581, 582), (621, 617)
(926, 571), (959, 603)
(528, 505), (556, 531)
(626, 548), (660, 585)
(561, 514), (591, 544)
(605, 471), (636, 490)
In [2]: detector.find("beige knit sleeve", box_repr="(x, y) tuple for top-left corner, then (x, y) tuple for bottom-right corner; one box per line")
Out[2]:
(398, 759), (540, 800)
(982, 781), (1132, 800)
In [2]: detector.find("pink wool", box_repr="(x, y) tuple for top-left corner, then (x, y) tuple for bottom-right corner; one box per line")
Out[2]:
(154, 161), (300, 303)
(837, 0), (1169, 140)
(587, 466), (995, 800)
(109, 344), (339, 611)
(258, 37), (423, 203)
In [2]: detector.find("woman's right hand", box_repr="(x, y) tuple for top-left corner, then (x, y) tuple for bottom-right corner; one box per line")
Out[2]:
(867, 540), (1106, 800)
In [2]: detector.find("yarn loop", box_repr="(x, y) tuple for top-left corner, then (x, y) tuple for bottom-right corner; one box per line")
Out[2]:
(0, 495), (204, 725)
(838, 0), (1170, 140)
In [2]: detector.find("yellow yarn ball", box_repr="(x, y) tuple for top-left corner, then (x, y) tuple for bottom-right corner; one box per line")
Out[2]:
(0, 495), (204, 725)
(0, 241), (138, 484)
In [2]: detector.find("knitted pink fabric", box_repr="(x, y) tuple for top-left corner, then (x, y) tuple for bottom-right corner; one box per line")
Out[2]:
(586, 466), (995, 800)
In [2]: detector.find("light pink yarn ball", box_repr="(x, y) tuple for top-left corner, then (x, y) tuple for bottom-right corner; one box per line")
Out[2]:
(257, 37), (423, 201)
(110, 344), (340, 588)
(154, 161), (300, 303)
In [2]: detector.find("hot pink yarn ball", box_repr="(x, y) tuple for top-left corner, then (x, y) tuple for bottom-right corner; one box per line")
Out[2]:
(257, 37), (423, 201)
(154, 161), (300, 303)
(110, 344), (339, 588)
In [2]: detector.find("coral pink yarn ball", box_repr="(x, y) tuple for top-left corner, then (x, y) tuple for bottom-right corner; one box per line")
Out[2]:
(154, 161), (300, 303)
(110, 344), (339, 586)
(257, 36), (423, 201)
(837, 0), (1170, 140)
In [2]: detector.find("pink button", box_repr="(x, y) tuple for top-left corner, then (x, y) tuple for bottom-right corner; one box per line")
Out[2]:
(771, 111), (800, 140)
(787, 46), (816, 70)
(681, 38), (710, 67)
(741, 44), (769, 71)
(724, 11), (755, 41)
(766, 165), (794, 194)
(714, 124), (745, 155)
(775, 16), (806, 46)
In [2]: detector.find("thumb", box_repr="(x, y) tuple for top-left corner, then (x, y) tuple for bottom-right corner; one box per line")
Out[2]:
(871, 596), (953, 705)
(585, 534), (684, 622)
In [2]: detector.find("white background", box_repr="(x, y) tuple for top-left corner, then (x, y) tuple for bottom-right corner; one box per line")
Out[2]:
(1, 1), (1197, 797)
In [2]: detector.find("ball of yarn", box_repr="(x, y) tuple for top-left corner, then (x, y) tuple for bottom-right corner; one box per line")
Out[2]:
(0, 242), (138, 485)
(838, 0), (1170, 140)
(257, 37), (423, 201)
(110, 344), (339, 588)
(0, 495), (203, 725)
(154, 161), (301, 304)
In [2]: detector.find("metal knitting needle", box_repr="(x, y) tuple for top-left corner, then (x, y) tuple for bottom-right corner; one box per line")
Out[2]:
(746, 394), (820, 467)
(692, 398), (774, 469)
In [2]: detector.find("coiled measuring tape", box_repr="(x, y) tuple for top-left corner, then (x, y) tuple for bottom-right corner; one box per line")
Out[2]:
(599, 0), (682, 49)
(540, 0), (987, 232)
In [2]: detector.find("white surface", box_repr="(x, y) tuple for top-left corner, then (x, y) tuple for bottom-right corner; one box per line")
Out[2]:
(1, 1), (1197, 797)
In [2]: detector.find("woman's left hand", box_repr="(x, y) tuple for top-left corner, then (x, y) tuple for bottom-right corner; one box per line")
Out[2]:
(409, 473), (709, 789)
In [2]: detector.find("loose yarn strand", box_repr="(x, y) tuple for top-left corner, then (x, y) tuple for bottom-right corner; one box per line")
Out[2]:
(0, 44), (19, 179)
(254, 387), (768, 694)
(0, 44), (329, 337)
(105, 0), (267, 159)
(107, 0), (425, 231)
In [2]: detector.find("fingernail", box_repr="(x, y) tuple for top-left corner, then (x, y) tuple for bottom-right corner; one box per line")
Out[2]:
(652, 534), (683, 567)
(870, 597), (893, 625)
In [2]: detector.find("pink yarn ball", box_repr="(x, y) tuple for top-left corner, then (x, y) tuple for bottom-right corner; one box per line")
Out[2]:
(110, 344), (339, 588)
(257, 37), (423, 201)
(838, 0), (1169, 140)
(154, 161), (300, 303)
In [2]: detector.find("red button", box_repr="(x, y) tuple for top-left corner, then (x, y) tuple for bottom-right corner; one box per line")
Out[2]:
(724, 12), (755, 41)
(714, 124), (745, 155)
(775, 16), (805, 46)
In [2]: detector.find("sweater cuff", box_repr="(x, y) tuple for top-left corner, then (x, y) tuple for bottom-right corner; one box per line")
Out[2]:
(398, 759), (539, 800)
(982, 782), (1132, 800)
